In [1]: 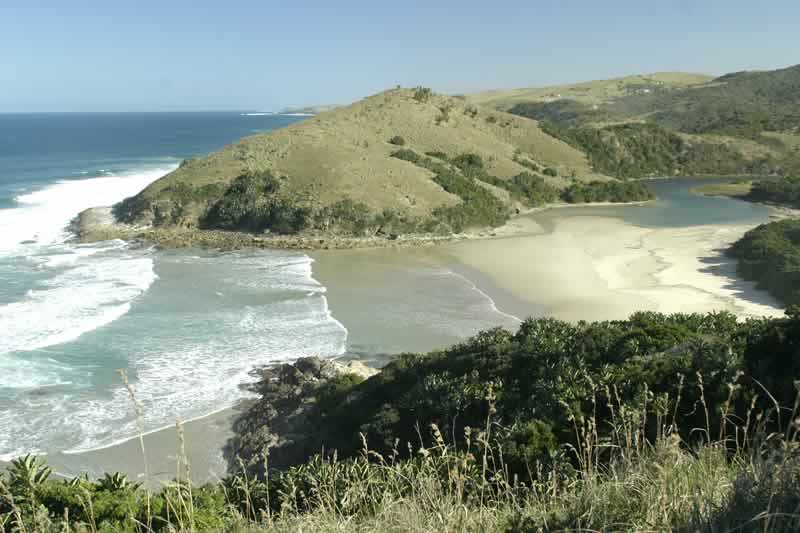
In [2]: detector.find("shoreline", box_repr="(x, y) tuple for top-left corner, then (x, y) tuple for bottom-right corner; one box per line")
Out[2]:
(440, 214), (786, 323)
(75, 200), (653, 252)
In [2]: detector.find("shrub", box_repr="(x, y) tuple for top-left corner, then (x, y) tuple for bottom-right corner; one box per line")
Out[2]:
(561, 180), (654, 204)
(313, 198), (375, 236)
(424, 151), (449, 160)
(451, 153), (485, 175)
(543, 167), (558, 177)
(436, 103), (454, 124)
(728, 218), (800, 307)
(388, 135), (406, 146)
(390, 149), (421, 163)
(202, 171), (311, 234)
(413, 86), (433, 103)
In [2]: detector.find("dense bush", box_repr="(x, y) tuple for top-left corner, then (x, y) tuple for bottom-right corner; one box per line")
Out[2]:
(542, 166), (558, 177)
(746, 175), (800, 208)
(230, 311), (799, 479)
(561, 179), (654, 203)
(413, 86), (433, 103)
(430, 170), (510, 232)
(390, 148), (421, 163)
(537, 121), (779, 179)
(451, 153), (485, 175)
(478, 172), (560, 207)
(728, 218), (800, 306)
(424, 150), (448, 160)
(202, 171), (311, 234)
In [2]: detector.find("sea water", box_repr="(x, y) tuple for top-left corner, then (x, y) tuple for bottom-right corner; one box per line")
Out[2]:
(0, 113), (522, 460)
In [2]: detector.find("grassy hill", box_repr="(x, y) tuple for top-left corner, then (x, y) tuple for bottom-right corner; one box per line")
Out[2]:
(113, 88), (610, 237)
(468, 71), (713, 110)
(476, 65), (800, 179)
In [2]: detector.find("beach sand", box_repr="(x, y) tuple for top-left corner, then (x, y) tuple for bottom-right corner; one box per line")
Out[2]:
(0, 406), (241, 486)
(439, 215), (784, 322)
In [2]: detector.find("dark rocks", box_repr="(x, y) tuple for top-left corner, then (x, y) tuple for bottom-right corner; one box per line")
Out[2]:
(224, 356), (377, 476)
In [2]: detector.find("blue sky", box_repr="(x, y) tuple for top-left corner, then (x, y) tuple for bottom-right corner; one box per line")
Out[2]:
(1, 0), (798, 112)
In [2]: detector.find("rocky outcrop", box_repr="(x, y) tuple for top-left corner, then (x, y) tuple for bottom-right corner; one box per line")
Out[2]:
(224, 357), (378, 476)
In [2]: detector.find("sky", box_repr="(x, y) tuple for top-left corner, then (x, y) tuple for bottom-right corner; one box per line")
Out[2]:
(1, 0), (798, 112)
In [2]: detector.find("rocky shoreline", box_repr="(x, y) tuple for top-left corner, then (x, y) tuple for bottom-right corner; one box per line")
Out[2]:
(225, 356), (379, 475)
(75, 206), (476, 251)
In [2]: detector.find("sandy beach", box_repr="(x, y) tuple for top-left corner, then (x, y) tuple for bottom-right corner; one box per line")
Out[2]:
(439, 214), (785, 322)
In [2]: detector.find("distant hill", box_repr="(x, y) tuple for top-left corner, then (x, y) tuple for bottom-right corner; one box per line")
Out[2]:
(112, 88), (611, 238)
(279, 104), (341, 115)
(474, 65), (800, 179)
(468, 72), (713, 110)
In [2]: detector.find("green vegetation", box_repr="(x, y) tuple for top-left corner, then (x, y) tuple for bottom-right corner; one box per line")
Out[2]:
(391, 150), (652, 223)
(562, 179), (654, 203)
(5, 312), (800, 531)
(512, 65), (800, 139)
(412, 86), (433, 103)
(535, 121), (778, 179)
(390, 149), (510, 232)
(508, 65), (800, 179)
(234, 311), (800, 472)
(429, 170), (510, 232)
(691, 180), (753, 198)
(512, 153), (540, 172)
(746, 175), (800, 208)
(728, 218), (800, 306)
(202, 171), (311, 234)
(388, 135), (406, 146)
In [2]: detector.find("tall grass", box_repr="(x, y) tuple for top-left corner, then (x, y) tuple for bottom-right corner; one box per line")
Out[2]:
(2, 376), (799, 532)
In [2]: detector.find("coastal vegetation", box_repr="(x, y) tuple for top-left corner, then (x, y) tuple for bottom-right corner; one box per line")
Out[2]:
(691, 180), (753, 198)
(532, 121), (778, 179)
(498, 65), (800, 179)
(391, 149), (653, 224)
(746, 175), (800, 208)
(3, 311), (800, 531)
(728, 218), (800, 306)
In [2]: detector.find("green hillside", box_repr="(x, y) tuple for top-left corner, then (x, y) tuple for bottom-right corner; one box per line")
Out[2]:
(111, 88), (616, 239)
(488, 65), (800, 179)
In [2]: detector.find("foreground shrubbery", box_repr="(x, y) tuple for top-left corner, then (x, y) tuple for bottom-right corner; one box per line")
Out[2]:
(2, 311), (800, 531)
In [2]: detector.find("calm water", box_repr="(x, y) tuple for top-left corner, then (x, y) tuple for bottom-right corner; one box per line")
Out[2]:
(0, 113), (522, 459)
(531, 178), (772, 229)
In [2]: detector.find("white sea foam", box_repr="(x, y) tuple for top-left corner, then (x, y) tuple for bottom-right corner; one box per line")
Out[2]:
(0, 252), (157, 360)
(0, 166), (173, 251)
(0, 249), (349, 459)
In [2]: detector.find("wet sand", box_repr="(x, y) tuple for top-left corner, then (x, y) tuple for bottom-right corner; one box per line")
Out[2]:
(0, 406), (240, 486)
(440, 215), (784, 322)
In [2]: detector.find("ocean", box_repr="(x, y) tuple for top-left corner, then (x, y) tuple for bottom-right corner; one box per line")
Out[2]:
(0, 112), (522, 462)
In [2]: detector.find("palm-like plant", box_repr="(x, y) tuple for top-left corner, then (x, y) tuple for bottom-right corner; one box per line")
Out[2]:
(8, 454), (52, 498)
(97, 472), (140, 492)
